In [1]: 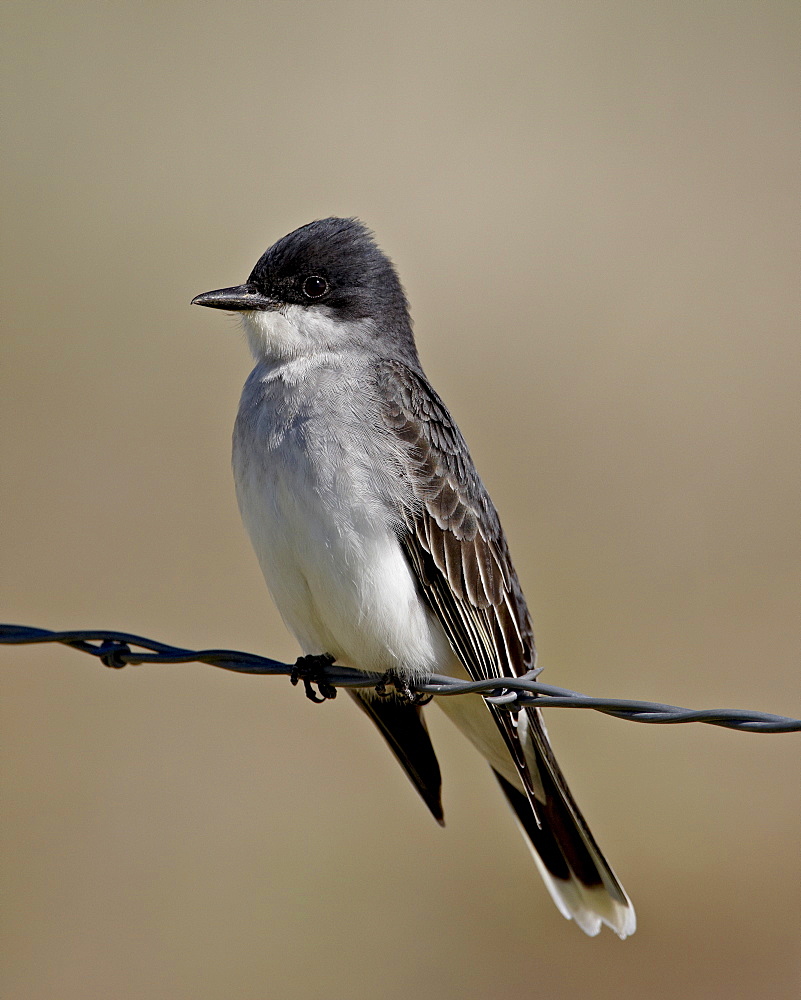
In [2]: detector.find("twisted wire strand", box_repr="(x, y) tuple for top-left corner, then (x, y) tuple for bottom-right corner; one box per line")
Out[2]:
(2, 623), (799, 733)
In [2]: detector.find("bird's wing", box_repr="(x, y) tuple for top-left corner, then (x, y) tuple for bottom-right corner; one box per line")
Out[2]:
(376, 360), (535, 673)
(375, 358), (541, 787)
(378, 361), (535, 680)
(374, 359), (633, 937)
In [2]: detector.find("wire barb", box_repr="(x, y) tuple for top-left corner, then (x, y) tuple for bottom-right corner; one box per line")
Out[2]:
(1, 623), (799, 733)
(97, 639), (132, 669)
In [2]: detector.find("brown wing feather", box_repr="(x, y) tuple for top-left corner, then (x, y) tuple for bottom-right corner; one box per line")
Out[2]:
(376, 360), (633, 926)
(376, 359), (535, 682)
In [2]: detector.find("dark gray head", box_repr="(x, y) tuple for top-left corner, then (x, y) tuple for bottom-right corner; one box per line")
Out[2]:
(192, 218), (419, 366)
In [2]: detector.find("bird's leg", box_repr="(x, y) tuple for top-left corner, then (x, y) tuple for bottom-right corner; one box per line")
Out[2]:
(290, 653), (337, 703)
(375, 670), (433, 706)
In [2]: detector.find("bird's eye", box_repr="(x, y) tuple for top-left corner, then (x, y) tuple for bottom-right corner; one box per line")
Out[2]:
(302, 275), (328, 299)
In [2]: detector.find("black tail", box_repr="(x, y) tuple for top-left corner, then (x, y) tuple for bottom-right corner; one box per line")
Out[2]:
(493, 715), (635, 938)
(349, 690), (444, 825)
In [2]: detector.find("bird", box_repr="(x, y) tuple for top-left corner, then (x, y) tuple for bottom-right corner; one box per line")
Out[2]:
(191, 217), (635, 938)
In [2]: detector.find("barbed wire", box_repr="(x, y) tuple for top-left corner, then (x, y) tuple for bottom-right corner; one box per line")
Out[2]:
(2, 623), (799, 733)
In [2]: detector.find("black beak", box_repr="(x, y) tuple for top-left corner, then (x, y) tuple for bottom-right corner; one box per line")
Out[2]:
(190, 283), (278, 311)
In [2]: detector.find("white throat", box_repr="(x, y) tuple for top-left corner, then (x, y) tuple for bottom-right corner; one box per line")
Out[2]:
(240, 303), (377, 364)
(240, 305), (316, 362)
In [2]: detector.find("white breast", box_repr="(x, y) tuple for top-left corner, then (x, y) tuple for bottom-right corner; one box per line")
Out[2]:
(232, 356), (453, 679)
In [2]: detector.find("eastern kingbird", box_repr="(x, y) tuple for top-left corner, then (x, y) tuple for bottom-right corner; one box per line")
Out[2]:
(192, 218), (635, 938)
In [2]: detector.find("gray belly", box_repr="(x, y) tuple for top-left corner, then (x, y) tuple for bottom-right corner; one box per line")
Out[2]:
(232, 417), (453, 679)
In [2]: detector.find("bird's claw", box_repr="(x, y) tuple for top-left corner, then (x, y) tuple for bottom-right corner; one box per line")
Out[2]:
(375, 670), (433, 706)
(290, 654), (337, 702)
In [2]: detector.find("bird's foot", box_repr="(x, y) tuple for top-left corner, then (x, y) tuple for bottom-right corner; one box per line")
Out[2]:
(375, 670), (433, 706)
(290, 654), (337, 703)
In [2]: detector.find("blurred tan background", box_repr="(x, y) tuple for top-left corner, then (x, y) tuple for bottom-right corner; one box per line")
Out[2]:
(2, 2), (799, 998)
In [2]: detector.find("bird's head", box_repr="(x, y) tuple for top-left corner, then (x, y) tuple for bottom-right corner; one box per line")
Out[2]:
(192, 217), (417, 365)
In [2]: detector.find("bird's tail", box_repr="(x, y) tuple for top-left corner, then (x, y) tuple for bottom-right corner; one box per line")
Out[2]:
(495, 708), (635, 939)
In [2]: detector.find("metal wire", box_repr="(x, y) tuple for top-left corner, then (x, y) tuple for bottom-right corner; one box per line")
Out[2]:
(2, 623), (799, 733)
